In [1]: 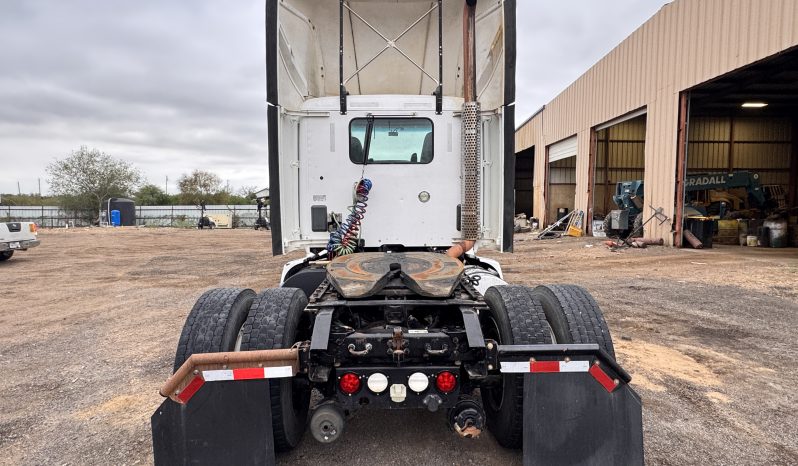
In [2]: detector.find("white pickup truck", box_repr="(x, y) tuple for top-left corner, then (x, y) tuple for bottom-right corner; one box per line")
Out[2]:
(0, 222), (40, 261)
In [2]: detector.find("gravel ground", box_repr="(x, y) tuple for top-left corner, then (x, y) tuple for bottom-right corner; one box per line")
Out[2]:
(1, 228), (797, 465)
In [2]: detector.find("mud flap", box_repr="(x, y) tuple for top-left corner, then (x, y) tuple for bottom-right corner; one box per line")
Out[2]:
(521, 372), (644, 466)
(151, 380), (275, 466)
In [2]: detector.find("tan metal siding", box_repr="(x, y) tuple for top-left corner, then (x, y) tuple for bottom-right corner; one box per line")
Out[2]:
(687, 116), (793, 188)
(515, 0), (798, 244)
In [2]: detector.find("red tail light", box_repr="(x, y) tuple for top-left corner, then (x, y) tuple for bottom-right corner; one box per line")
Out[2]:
(435, 371), (457, 393)
(339, 372), (361, 394)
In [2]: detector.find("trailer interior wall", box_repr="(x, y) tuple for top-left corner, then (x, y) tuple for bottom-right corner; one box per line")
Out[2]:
(515, 0), (798, 244)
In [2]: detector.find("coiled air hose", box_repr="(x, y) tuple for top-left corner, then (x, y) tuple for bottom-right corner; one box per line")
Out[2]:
(327, 178), (372, 258)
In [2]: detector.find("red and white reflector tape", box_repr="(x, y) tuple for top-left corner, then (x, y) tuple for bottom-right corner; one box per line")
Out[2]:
(175, 365), (294, 404)
(202, 366), (293, 381)
(499, 359), (619, 393)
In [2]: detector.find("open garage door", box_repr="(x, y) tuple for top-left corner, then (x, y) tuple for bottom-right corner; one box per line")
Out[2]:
(515, 146), (534, 218)
(546, 136), (577, 225)
(591, 113), (647, 237)
(680, 46), (798, 250)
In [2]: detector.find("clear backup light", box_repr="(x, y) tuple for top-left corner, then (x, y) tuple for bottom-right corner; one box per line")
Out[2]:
(367, 373), (389, 393)
(407, 372), (429, 393)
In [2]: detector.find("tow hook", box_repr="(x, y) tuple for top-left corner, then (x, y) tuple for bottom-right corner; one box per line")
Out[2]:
(425, 343), (449, 356)
(387, 327), (408, 362)
(448, 395), (484, 439)
(347, 342), (373, 356)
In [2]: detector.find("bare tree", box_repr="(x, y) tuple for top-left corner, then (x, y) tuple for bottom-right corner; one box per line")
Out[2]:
(177, 170), (223, 205)
(237, 185), (259, 199)
(46, 146), (142, 222)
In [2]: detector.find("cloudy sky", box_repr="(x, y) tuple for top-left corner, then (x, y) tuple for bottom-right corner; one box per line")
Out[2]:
(0, 0), (669, 196)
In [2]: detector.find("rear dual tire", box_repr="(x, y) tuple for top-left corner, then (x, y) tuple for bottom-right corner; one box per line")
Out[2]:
(173, 288), (255, 371)
(240, 288), (310, 452)
(172, 286), (310, 453)
(482, 284), (615, 449)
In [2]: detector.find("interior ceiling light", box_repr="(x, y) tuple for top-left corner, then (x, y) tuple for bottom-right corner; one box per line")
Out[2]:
(741, 102), (768, 108)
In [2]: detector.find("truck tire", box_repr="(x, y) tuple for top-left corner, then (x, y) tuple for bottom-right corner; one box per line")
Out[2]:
(481, 285), (553, 449)
(530, 284), (615, 359)
(0, 251), (13, 261)
(239, 288), (310, 452)
(172, 288), (256, 372)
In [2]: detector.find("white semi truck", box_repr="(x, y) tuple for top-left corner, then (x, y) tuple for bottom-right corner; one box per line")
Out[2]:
(151, 2), (644, 465)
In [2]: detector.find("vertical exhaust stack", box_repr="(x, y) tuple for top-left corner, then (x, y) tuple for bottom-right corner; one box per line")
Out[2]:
(449, 0), (480, 258)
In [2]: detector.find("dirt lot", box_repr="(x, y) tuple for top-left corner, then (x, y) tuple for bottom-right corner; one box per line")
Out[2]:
(1, 228), (797, 465)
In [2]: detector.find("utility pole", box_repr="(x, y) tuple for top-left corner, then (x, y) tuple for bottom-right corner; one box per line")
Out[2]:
(38, 178), (41, 197)
(165, 176), (169, 194)
(17, 181), (21, 195)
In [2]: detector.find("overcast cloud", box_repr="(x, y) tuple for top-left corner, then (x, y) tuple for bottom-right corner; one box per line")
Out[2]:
(0, 0), (669, 196)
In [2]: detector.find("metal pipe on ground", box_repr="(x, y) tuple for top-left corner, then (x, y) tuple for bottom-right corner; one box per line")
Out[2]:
(635, 238), (665, 246)
(683, 230), (704, 249)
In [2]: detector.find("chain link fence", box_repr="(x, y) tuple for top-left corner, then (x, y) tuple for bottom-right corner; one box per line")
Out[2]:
(1, 205), (270, 228)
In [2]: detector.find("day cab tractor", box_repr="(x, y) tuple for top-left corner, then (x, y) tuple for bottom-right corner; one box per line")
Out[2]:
(151, 1), (644, 465)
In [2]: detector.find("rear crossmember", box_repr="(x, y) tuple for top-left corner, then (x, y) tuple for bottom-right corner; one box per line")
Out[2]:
(152, 343), (643, 466)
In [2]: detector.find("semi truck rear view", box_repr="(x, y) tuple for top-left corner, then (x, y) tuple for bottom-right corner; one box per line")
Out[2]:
(150, 1), (645, 464)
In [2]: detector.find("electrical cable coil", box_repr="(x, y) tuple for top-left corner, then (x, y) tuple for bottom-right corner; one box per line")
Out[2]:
(327, 178), (372, 257)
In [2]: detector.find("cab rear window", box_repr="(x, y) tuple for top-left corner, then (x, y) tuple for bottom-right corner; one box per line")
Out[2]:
(349, 118), (433, 164)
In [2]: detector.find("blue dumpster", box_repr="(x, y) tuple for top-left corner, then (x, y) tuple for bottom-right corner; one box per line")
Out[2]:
(111, 210), (121, 226)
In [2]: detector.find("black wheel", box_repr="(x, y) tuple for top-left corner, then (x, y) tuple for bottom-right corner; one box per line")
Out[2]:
(602, 216), (619, 238)
(240, 288), (311, 452)
(172, 288), (256, 371)
(481, 285), (553, 449)
(530, 284), (615, 359)
(0, 251), (13, 262)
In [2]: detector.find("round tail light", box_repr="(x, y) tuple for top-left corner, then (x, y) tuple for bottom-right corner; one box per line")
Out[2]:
(435, 371), (457, 393)
(339, 372), (361, 394)
(407, 372), (429, 393)
(367, 373), (389, 393)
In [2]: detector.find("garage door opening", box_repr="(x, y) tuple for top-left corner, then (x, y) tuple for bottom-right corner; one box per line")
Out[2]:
(591, 113), (647, 237)
(515, 146), (534, 218)
(546, 136), (577, 226)
(679, 45), (798, 249)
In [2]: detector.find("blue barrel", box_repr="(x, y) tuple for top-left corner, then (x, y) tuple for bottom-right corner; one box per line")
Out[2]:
(110, 209), (121, 226)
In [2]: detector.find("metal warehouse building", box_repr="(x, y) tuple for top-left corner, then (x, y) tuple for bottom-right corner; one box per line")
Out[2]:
(514, 0), (798, 246)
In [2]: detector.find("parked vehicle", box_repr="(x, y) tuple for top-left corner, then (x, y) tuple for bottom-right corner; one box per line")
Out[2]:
(0, 222), (40, 261)
(196, 201), (216, 229)
(150, 2), (644, 465)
